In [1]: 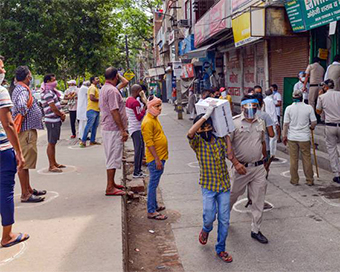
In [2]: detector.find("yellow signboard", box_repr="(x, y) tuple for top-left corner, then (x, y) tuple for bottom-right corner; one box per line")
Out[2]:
(124, 70), (135, 81)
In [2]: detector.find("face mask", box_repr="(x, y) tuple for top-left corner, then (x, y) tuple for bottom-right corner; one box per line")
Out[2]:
(301, 77), (306, 82)
(199, 130), (213, 142)
(69, 85), (77, 90)
(214, 95), (220, 99)
(293, 97), (303, 103)
(148, 105), (162, 117)
(0, 73), (4, 85)
(46, 81), (57, 90)
(221, 91), (227, 97)
(244, 107), (257, 119)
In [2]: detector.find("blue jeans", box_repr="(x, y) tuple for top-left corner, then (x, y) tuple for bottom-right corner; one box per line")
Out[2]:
(82, 110), (100, 143)
(147, 160), (165, 213)
(202, 188), (230, 254)
(0, 148), (17, 226)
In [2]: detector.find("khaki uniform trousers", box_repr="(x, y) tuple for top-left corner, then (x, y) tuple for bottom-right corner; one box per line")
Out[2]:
(288, 140), (314, 184)
(325, 126), (340, 177)
(18, 129), (38, 169)
(230, 166), (267, 233)
(308, 86), (320, 110)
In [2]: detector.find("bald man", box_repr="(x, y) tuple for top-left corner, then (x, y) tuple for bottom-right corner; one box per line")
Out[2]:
(126, 84), (147, 178)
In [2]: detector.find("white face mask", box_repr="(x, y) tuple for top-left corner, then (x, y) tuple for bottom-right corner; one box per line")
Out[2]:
(221, 91), (227, 97)
(301, 77), (306, 82)
(0, 73), (5, 85)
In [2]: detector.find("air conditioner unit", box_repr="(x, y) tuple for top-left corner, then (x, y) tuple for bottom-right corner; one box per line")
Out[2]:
(178, 19), (191, 28)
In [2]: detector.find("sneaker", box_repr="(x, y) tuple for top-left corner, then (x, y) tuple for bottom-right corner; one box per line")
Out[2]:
(90, 141), (101, 146)
(70, 135), (76, 139)
(139, 171), (148, 177)
(79, 142), (86, 148)
(132, 173), (144, 178)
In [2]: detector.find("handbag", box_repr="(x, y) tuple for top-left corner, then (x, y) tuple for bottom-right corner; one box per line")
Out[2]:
(13, 82), (33, 133)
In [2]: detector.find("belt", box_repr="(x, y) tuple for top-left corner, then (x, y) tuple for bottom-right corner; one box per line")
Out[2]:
(0, 139), (9, 145)
(240, 160), (264, 168)
(310, 84), (319, 87)
(325, 123), (340, 127)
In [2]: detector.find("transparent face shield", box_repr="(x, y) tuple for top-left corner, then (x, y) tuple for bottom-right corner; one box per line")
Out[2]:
(241, 99), (259, 119)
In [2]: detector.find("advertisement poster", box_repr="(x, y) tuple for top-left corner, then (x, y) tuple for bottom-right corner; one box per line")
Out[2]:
(226, 50), (242, 104)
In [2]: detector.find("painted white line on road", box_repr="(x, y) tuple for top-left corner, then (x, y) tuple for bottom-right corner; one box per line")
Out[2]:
(37, 165), (77, 175)
(0, 242), (27, 266)
(187, 161), (199, 169)
(232, 198), (274, 213)
(321, 196), (340, 207)
(271, 157), (287, 165)
(15, 191), (60, 209)
(280, 170), (318, 178)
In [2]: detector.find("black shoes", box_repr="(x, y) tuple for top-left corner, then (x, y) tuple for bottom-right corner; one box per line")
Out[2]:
(251, 231), (268, 244)
(333, 177), (340, 184)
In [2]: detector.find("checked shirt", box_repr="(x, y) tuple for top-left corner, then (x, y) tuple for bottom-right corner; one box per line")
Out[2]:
(189, 135), (230, 192)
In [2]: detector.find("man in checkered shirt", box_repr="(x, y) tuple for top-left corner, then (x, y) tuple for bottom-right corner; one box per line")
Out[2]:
(187, 106), (233, 263)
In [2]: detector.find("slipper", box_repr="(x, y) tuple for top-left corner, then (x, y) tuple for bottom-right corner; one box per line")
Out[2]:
(32, 189), (47, 196)
(1, 233), (30, 248)
(199, 229), (209, 245)
(115, 184), (125, 190)
(105, 189), (126, 196)
(147, 213), (168, 220)
(156, 206), (166, 212)
(48, 167), (63, 173)
(21, 195), (45, 203)
(217, 252), (233, 263)
(55, 164), (66, 169)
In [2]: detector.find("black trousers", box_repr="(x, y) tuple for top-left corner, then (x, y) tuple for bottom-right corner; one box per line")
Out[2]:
(69, 111), (77, 136)
(131, 130), (145, 175)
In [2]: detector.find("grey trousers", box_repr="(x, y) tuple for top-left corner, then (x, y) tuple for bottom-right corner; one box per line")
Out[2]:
(131, 130), (145, 175)
(325, 126), (340, 177)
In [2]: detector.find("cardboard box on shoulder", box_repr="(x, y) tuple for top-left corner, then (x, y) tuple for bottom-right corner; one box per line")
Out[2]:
(195, 98), (235, 137)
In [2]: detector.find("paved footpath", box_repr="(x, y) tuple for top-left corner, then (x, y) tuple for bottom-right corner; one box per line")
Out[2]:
(159, 104), (340, 272)
(1, 119), (123, 272)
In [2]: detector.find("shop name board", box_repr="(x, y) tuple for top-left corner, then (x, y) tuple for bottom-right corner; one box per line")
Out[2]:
(232, 0), (260, 13)
(285, 0), (340, 32)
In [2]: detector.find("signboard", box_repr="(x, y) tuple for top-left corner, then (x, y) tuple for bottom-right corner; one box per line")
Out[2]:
(232, 11), (261, 47)
(124, 70), (135, 81)
(194, 0), (230, 47)
(169, 30), (175, 45)
(172, 61), (182, 77)
(232, 0), (254, 13)
(285, 0), (340, 32)
(226, 50), (242, 104)
(181, 64), (195, 79)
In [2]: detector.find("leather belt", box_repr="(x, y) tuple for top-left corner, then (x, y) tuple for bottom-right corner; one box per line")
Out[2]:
(310, 84), (319, 87)
(325, 123), (340, 127)
(0, 139), (9, 145)
(240, 160), (264, 168)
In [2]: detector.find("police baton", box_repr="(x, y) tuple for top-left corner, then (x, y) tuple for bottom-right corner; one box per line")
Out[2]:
(310, 128), (320, 178)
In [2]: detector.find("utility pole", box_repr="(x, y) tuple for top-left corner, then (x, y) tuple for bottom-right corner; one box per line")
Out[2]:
(125, 34), (131, 94)
(172, 0), (183, 120)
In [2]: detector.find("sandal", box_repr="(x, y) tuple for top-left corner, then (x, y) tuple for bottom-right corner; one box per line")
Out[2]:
(115, 184), (125, 190)
(1, 233), (30, 248)
(55, 164), (66, 169)
(21, 195), (45, 203)
(217, 252), (233, 263)
(199, 229), (209, 245)
(105, 189), (126, 196)
(156, 206), (166, 212)
(147, 213), (168, 220)
(32, 189), (47, 196)
(48, 167), (63, 173)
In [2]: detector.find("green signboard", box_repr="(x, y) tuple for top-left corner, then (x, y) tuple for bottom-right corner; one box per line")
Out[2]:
(285, 0), (340, 32)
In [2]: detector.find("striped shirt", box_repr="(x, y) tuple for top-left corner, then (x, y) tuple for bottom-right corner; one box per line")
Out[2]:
(41, 89), (61, 123)
(12, 84), (44, 131)
(126, 97), (146, 135)
(0, 86), (13, 151)
(189, 135), (230, 192)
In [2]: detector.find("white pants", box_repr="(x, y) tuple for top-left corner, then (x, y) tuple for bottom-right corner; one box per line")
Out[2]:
(325, 126), (340, 177)
(78, 120), (87, 140)
(269, 129), (277, 158)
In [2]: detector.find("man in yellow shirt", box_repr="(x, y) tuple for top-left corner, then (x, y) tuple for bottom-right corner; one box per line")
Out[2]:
(80, 76), (101, 147)
(141, 97), (168, 220)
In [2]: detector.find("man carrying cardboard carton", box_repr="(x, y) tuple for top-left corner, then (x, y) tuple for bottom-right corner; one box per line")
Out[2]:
(187, 106), (233, 263)
(229, 95), (269, 244)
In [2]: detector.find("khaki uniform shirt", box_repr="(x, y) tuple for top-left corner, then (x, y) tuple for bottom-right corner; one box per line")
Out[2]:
(306, 63), (325, 85)
(316, 90), (340, 123)
(326, 64), (340, 91)
(230, 113), (265, 163)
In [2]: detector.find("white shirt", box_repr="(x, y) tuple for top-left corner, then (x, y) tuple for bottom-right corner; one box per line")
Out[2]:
(294, 81), (309, 100)
(76, 85), (89, 120)
(263, 96), (278, 125)
(284, 102), (317, 142)
(325, 61), (340, 80)
(273, 91), (282, 116)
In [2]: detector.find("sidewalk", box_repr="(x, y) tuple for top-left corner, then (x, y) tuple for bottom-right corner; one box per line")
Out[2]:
(1, 118), (123, 272)
(158, 103), (340, 272)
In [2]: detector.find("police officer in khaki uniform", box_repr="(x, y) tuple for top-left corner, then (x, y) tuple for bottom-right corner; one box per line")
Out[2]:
(229, 95), (269, 244)
(324, 55), (340, 91)
(316, 79), (340, 183)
